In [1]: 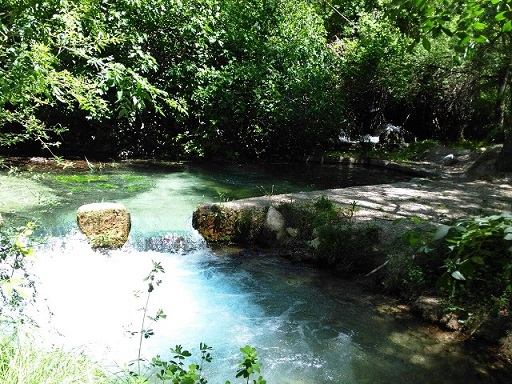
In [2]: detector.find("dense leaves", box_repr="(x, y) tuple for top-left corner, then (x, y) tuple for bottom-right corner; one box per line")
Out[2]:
(0, 0), (510, 162)
(387, 0), (512, 168)
(0, 0), (179, 151)
(435, 214), (512, 311)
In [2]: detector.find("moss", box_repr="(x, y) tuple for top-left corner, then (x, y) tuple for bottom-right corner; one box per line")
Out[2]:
(54, 174), (109, 184)
(53, 173), (153, 194)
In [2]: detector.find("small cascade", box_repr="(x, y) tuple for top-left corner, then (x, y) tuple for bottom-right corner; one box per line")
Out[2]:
(127, 230), (207, 254)
(23, 228), (490, 384)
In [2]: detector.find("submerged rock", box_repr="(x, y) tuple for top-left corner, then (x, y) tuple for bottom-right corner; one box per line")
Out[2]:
(77, 202), (131, 249)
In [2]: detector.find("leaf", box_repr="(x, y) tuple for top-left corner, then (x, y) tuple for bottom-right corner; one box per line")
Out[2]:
(503, 20), (512, 32)
(433, 225), (451, 241)
(451, 271), (466, 280)
(418, 245), (434, 253)
(472, 22), (487, 30)
(504, 233), (512, 241)
(143, 329), (154, 339)
(422, 37), (431, 51)
(474, 35), (487, 43)
(471, 256), (485, 265)
(459, 34), (471, 47)
(495, 11), (507, 21)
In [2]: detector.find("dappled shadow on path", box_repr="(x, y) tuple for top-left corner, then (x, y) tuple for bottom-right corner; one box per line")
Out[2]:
(231, 178), (511, 224)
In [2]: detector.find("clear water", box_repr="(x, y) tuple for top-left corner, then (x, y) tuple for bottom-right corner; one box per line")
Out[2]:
(0, 163), (498, 383)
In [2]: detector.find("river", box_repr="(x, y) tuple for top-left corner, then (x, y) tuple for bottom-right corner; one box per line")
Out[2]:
(0, 161), (500, 383)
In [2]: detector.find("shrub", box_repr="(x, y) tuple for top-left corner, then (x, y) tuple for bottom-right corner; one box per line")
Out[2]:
(315, 222), (381, 274)
(434, 214), (512, 313)
(385, 214), (512, 315)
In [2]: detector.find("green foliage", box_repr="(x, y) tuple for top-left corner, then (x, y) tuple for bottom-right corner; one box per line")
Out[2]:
(385, 0), (512, 146)
(170, 0), (343, 159)
(315, 221), (381, 274)
(387, 214), (512, 314)
(147, 344), (212, 384)
(0, 0), (510, 159)
(433, 214), (512, 312)
(333, 10), (412, 136)
(277, 196), (381, 274)
(382, 217), (440, 296)
(230, 345), (266, 384)
(388, 0), (512, 59)
(0, 0), (182, 150)
(0, 329), (115, 384)
(0, 222), (36, 312)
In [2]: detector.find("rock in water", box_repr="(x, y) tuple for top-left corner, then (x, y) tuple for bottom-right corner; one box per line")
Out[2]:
(77, 202), (131, 249)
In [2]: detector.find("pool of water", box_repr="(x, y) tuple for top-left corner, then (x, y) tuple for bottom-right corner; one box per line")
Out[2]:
(0, 162), (500, 383)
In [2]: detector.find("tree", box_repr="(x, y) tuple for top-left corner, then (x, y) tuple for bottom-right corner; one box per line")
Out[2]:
(0, 0), (181, 154)
(387, 0), (512, 171)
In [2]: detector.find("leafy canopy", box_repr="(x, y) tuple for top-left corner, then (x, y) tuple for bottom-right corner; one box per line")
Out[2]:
(389, 0), (512, 58)
(0, 0), (182, 148)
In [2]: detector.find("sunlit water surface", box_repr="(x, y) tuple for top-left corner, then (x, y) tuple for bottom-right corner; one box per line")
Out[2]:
(1, 163), (496, 383)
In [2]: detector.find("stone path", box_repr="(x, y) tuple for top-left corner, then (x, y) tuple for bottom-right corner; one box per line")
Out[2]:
(225, 146), (512, 226)
(267, 177), (511, 223)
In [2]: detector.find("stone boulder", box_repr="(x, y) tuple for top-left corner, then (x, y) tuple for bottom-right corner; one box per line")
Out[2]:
(77, 202), (131, 249)
(192, 203), (267, 243)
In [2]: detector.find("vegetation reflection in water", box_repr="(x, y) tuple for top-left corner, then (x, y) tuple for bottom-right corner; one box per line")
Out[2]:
(1, 164), (493, 383)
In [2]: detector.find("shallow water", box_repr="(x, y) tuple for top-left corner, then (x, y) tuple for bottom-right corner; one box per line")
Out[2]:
(0, 163), (500, 383)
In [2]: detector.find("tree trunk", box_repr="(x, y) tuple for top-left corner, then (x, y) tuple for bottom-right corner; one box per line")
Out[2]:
(495, 128), (512, 172)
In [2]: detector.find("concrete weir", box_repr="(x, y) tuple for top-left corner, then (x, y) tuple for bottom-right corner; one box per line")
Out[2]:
(192, 176), (512, 246)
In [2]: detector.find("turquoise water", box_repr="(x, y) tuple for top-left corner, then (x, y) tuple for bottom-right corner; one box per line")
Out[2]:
(1, 163), (499, 383)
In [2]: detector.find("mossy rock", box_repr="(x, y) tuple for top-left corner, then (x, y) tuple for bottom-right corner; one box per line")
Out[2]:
(77, 202), (131, 249)
(192, 203), (267, 244)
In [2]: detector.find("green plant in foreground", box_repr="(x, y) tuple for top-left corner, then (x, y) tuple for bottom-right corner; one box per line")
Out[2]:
(229, 345), (266, 384)
(127, 260), (265, 384)
(148, 343), (212, 384)
(0, 330), (114, 384)
(128, 261), (167, 377)
(433, 214), (512, 312)
(394, 214), (512, 313)
(0, 222), (36, 312)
